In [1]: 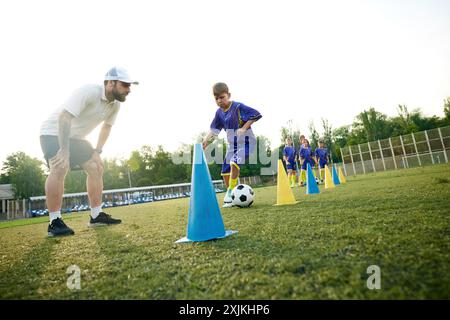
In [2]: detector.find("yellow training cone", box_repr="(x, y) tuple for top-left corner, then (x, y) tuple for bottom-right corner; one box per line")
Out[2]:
(275, 160), (298, 205)
(324, 165), (335, 189)
(338, 167), (347, 184)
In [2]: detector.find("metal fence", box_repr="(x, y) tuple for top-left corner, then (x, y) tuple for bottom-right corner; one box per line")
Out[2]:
(26, 180), (227, 218)
(340, 126), (450, 176)
(1, 174), (264, 221)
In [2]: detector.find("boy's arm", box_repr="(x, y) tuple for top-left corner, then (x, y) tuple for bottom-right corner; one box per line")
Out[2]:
(204, 111), (222, 149)
(283, 153), (289, 163)
(299, 149), (305, 165)
(237, 103), (262, 136)
(237, 119), (257, 136)
(202, 130), (218, 149)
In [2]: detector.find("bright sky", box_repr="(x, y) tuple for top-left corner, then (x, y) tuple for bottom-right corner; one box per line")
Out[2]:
(1, 0), (449, 166)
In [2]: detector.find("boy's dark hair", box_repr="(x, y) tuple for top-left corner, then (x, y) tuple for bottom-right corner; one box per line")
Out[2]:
(213, 82), (229, 96)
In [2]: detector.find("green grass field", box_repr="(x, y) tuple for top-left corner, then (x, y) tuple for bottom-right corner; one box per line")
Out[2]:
(1, 164), (449, 299)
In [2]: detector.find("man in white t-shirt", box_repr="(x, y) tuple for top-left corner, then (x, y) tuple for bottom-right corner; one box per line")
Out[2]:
(40, 67), (138, 237)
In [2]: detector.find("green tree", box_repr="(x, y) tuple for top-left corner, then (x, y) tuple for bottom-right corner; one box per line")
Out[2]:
(353, 108), (392, 142)
(64, 171), (87, 193)
(103, 158), (130, 190)
(392, 105), (419, 135)
(281, 120), (302, 148)
(1, 152), (45, 198)
(240, 135), (272, 178)
(444, 97), (450, 121)
(321, 118), (340, 162)
(307, 120), (320, 150)
(0, 172), (10, 184)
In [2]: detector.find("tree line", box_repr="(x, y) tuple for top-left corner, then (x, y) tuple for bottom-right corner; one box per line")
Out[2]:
(1, 99), (449, 198)
(280, 101), (450, 162)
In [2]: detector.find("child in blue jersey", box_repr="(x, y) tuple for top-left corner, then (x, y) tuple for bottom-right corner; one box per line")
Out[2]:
(283, 137), (297, 187)
(315, 139), (329, 184)
(202, 83), (262, 207)
(298, 138), (317, 187)
(297, 135), (306, 185)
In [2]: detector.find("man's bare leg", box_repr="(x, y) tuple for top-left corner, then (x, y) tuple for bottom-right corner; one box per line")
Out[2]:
(45, 159), (69, 223)
(45, 159), (74, 236)
(82, 158), (103, 220)
(82, 157), (121, 226)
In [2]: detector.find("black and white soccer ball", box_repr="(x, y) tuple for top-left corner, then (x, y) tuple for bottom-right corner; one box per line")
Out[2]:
(231, 184), (254, 208)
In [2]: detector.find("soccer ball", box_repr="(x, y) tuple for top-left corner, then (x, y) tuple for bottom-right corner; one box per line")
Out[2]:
(231, 184), (254, 208)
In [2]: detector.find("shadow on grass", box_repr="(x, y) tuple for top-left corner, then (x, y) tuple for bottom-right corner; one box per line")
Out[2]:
(92, 227), (186, 299)
(90, 225), (322, 299)
(0, 237), (59, 299)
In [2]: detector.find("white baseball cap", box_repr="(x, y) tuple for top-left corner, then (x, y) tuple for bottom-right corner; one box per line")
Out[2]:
(104, 66), (139, 85)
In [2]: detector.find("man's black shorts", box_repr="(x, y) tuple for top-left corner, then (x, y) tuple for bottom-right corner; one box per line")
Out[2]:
(40, 135), (95, 170)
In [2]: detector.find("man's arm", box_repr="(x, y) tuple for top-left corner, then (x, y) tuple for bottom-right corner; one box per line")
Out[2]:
(50, 110), (74, 168)
(95, 123), (112, 153)
(58, 110), (74, 151)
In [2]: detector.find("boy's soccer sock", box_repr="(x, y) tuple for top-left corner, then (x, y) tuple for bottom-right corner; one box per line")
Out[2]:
(49, 210), (62, 224)
(228, 176), (238, 191)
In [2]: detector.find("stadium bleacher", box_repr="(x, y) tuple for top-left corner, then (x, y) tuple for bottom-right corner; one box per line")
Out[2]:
(29, 182), (225, 217)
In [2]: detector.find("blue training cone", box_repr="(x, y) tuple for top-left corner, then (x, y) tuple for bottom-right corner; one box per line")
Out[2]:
(306, 163), (320, 194)
(332, 165), (341, 186)
(176, 143), (237, 243)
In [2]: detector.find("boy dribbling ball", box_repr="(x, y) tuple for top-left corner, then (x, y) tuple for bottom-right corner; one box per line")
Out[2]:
(202, 83), (262, 208)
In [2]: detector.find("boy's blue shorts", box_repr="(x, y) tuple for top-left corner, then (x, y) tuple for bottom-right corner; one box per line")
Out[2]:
(301, 160), (316, 170)
(221, 142), (255, 175)
(318, 161), (328, 169)
(286, 161), (297, 171)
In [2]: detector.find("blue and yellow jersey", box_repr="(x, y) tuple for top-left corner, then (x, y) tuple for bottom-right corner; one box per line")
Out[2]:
(315, 147), (328, 167)
(210, 101), (262, 146)
(283, 145), (297, 164)
(299, 145), (316, 169)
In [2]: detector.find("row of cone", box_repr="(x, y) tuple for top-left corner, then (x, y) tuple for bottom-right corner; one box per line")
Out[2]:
(275, 159), (347, 206)
(176, 144), (348, 243)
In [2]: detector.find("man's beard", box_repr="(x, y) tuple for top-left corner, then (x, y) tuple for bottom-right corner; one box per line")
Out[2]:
(113, 88), (127, 102)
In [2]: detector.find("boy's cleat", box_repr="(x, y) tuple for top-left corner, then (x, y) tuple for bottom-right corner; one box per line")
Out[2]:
(222, 202), (233, 208)
(88, 212), (122, 227)
(320, 179), (324, 184)
(48, 218), (75, 237)
(222, 190), (233, 208)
